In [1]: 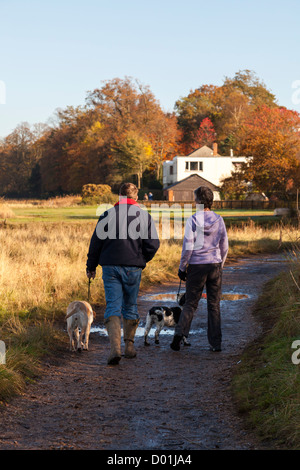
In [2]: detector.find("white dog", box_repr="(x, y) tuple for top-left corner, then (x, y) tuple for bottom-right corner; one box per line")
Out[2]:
(66, 301), (95, 352)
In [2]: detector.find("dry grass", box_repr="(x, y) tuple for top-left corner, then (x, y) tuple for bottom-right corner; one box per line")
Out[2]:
(0, 221), (298, 318)
(4, 195), (82, 208)
(0, 222), (184, 318)
(0, 198), (15, 219)
(227, 221), (299, 258)
(0, 222), (101, 317)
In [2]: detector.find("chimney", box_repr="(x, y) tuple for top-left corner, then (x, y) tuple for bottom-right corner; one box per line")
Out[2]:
(213, 142), (218, 156)
(230, 149), (233, 157)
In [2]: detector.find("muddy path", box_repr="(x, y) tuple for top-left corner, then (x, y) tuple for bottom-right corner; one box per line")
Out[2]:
(0, 255), (289, 450)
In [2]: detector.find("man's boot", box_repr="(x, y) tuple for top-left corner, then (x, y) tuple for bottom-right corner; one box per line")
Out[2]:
(105, 316), (122, 365)
(123, 319), (139, 358)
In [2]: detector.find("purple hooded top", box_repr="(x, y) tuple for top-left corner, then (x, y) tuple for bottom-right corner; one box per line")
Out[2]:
(179, 210), (228, 271)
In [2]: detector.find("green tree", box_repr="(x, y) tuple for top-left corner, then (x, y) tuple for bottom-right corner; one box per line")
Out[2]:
(112, 132), (153, 189)
(223, 69), (277, 108)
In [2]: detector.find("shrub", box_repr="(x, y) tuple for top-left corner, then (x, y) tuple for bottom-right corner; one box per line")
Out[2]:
(81, 184), (118, 205)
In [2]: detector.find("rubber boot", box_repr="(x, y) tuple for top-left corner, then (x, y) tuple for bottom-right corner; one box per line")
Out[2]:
(123, 319), (139, 358)
(105, 316), (122, 365)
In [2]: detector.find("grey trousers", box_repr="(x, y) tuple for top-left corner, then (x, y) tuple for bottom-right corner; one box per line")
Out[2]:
(175, 263), (223, 348)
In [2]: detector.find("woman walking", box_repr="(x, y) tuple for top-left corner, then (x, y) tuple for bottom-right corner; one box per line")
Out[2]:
(170, 186), (228, 352)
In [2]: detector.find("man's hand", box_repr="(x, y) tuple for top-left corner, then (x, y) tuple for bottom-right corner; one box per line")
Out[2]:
(86, 269), (96, 280)
(178, 269), (187, 281)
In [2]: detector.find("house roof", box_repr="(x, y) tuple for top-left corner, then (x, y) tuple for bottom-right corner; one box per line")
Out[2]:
(164, 174), (220, 192)
(187, 145), (220, 158)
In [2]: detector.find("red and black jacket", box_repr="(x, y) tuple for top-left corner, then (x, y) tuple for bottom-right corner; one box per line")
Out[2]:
(87, 198), (160, 271)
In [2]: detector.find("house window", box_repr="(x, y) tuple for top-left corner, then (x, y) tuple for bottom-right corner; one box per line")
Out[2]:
(185, 161), (203, 171)
(169, 166), (173, 175)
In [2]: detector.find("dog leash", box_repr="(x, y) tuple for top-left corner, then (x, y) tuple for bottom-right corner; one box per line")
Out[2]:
(176, 279), (182, 303)
(88, 278), (91, 302)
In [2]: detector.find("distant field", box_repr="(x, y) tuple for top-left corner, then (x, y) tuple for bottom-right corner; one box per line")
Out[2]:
(7, 205), (99, 223)
(4, 200), (275, 224)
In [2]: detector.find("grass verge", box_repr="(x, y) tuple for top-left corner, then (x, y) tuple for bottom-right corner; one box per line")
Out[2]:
(232, 253), (300, 449)
(0, 316), (65, 403)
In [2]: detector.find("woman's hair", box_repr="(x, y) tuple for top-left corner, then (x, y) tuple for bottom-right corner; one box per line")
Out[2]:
(194, 186), (214, 209)
(119, 182), (138, 199)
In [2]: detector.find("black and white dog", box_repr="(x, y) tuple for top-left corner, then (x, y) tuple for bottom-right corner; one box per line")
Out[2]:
(144, 293), (190, 346)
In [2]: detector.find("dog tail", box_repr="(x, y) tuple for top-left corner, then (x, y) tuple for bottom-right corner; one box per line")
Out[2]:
(65, 305), (77, 320)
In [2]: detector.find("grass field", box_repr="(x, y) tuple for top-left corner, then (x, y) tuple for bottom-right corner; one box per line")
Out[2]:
(4, 197), (275, 224)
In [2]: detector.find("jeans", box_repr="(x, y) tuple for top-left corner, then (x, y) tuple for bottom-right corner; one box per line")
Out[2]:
(102, 266), (142, 320)
(175, 263), (222, 348)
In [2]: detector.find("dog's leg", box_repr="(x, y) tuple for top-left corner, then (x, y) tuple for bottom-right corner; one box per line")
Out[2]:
(78, 328), (84, 352)
(144, 316), (153, 346)
(155, 323), (164, 344)
(68, 327), (75, 352)
(83, 324), (91, 351)
(73, 327), (81, 352)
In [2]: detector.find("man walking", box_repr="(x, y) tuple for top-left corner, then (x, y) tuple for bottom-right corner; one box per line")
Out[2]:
(86, 183), (160, 365)
(170, 186), (228, 352)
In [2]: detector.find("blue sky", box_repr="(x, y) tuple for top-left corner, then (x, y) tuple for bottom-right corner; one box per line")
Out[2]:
(0, 0), (299, 138)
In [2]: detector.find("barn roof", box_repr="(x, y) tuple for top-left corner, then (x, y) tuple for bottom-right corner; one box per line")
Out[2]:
(164, 174), (220, 192)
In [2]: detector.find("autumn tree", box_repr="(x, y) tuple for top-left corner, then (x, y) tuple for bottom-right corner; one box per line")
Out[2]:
(223, 105), (300, 198)
(175, 70), (278, 155)
(86, 77), (158, 139)
(86, 77), (180, 183)
(220, 171), (249, 200)
(0, 122), (38, 195)
(175, 85), (218, 153)
(189, 117), (216, 152)
(146, 111), (180, 180)
(223, 70), (277, 108)
(39, 106), (117, 194)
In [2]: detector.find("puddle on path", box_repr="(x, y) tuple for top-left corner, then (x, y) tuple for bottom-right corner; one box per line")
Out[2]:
(140, 292), (249, 302)
(91, 325), (205, 337)
(91, 290), (248, 338)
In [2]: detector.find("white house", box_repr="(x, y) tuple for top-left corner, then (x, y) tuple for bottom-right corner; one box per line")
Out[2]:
(163, 144), (248, 190)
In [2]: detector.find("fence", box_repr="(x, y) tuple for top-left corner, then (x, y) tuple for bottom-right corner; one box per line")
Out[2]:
(140, 200), (295, 210)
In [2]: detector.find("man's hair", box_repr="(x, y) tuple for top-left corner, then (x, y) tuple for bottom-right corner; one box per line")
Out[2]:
(119, 182), (138, 199)
(194, 186), (214, 209)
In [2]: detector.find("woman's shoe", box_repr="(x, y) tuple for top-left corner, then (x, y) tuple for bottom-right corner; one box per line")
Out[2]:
(170, 334), (183, 351)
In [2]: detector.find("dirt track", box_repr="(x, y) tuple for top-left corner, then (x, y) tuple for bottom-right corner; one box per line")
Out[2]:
(0, 255), (288, 450)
